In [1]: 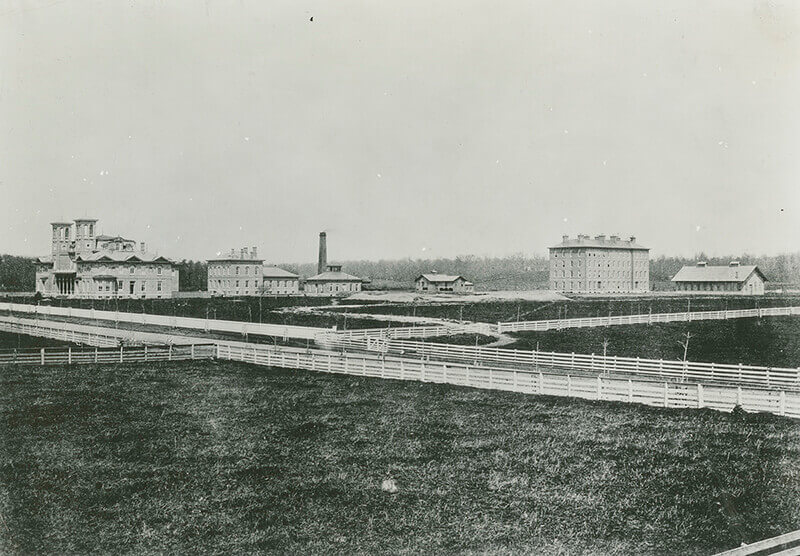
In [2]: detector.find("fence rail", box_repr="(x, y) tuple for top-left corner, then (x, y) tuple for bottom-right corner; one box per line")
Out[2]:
(3, 313), (799, 419)
(213, 340), (800, 419)
(497, 306), (800, 333)
(319, 336), (800, 391)
(0, 301), (331, 340)
(0, 343), (216, 366)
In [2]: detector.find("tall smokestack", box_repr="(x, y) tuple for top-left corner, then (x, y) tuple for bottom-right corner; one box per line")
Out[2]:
(318, 232), (327, 274)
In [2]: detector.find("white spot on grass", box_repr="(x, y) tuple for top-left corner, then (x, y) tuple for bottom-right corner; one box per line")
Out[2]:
(381, 478), (398, 494)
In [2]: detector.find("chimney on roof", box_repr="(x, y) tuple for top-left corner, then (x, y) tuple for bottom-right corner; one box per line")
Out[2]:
(697, 261), (707, 267)
(629, 235), (636, 243)
(595, 234), (606, 241)
(140, 242), (146, 252)
(318, 232), (327, 274)
(609, 235), (619, 242)
(562, 234), (569, 242)
(229, 248), (235, 258)
(241, 247), (248, 259)
(729, 261), (740, 267)
(251, 246), (257, 259)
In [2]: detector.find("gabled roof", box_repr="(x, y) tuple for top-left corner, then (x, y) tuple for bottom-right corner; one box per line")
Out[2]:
(416, 274), (468, 283)
(671, 265), (766, 283)
(77, 251), (174, 264)
(305, 270), (362, 282)
(262, 266), (298, 278)
(95, 235), (135, 243)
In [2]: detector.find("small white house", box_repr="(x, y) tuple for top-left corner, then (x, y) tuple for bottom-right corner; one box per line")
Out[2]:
(415, 273), (474, 294)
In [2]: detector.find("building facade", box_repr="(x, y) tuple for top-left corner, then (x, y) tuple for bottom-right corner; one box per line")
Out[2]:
(549, 234), (650, 294)
(35, 218), (179, 298)
(671, 262), (766, 294)
(207, 248), (263, 296)
(415, 274), (474, 293)
(262, 266), (300, 295)
(304, 265), (362, 295)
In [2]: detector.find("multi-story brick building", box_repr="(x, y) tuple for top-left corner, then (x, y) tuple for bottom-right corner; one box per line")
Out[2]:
(549, 234), (650, 294)
(35, 218), (179, 298)
(207, 248), (263, 296)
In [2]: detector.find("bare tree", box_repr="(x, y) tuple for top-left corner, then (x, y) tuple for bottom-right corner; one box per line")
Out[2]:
(678, 331), (692, 362)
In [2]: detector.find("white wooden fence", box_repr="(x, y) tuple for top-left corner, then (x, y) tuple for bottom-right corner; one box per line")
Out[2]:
(497, 306), (800, 333)
(319, 336), (800, 391)
(0, 301), (332, 340)
(713, 528), (800, 555)
(2, 314), (799, 419)
(0, 344), (216, 366)
(214, 340), (800, 419)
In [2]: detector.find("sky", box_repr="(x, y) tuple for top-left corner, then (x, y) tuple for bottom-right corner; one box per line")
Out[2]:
(1, 0), (798, 263)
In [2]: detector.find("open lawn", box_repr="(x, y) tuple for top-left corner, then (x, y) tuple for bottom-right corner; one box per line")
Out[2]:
(339, 294), (800, 324)
(1, 360), (799, 554)
(507, 316), (800, 369)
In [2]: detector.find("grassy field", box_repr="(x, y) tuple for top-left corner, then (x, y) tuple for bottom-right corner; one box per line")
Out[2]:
(339, 294), (800, 324)
(506, 316), (800, 369)
(1, 359), (799, 554)
(0, 331), (75, 351)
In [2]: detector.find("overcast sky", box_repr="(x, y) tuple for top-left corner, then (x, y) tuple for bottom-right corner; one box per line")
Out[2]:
(1, 0), (798, 263)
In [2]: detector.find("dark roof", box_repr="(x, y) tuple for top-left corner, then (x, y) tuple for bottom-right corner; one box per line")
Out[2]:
(550, 237), (649, 250)
(305, 270), (362, 282)
(95, 235), (135, 242)
(416, 274), (469, 283)
(671, 265), (766, 283)
(207, 258), (264, 263)
(262, 266), (298, 278)
(77, 251), (174, 263)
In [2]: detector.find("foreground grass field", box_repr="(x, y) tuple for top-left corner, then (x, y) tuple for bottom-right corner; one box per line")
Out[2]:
(507, 316), (800, 369)
(2, 360), (799, 554)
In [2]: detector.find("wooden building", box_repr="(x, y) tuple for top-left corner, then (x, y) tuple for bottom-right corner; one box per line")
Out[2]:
(671, 262), (766, 294)
(415, 273), (474, 293)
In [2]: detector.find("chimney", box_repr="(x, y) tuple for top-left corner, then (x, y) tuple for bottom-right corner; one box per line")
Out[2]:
(595, 234), (606, 241)
(318, 232), (327, 274)
(140, 242), (146, 252)
(729, 261), (740, 267)
(241, 247), (248, 259)
(230, 248), (236, 258)
(609, 235), (619, 242)
(251, 246), (257, 259)
(629, 236), (636, 243)
(562, 234), (569, 242)
(697, 261), (707, 267)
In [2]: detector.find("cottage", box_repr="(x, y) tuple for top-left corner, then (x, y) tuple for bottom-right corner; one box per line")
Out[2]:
(671, 261), (766, 294)
(415, 273), (474, 294)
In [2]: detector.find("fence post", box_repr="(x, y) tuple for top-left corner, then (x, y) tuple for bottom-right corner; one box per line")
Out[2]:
(95, 346), (98, 363)
(421, 361), (426, 382)
(40, 348), (45, 365)
(328, 354), (332, 372)
(736, 386), (742, 406)
(120, 345), (123, 363)
(191, 344), (195, 359)
(68, 347), (72, 365)
(567, 375), (572, 396)
(697, 383), (704, 408)
(144, 345), (148, 361)
(443, 364), (447, 383)
(513, 370), (518, 391)
(597, 375), (602, 400)
(628, 379), (633, 402)
(169, 344), (173, 361)
(663, 382), (669, 407)
(779, 391), (786, 416)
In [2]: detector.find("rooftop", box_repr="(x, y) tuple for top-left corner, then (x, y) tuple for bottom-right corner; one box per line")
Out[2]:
(417, 273), (470, 283)
(550, 234), (649, 251)
(306, 270), (362, 282)
(671, 264), (766, 283)
(262, 266), (299, 278)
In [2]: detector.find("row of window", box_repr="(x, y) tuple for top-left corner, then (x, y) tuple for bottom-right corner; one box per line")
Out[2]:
(209, 265), (262, 276)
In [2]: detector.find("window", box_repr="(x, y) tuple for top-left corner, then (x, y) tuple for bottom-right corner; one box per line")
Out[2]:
(141, 282), (146, 292)
(130, 266), (135, 274)
(245, 280), (249, 287)
(157, 267), (162, 275)
(157, 281), (162, 292)
(236, 266), (240, 275)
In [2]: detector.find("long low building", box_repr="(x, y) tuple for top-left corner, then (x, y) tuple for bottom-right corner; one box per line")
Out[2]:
(35, 218), (179, 299)
(304, 265), (362, 295)
(262, 266), (300, 295)
(671, 261), (767, 294)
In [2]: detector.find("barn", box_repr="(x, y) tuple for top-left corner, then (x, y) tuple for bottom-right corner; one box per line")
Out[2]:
(415, 273), (474, 294)
(671, 261), (767, 294)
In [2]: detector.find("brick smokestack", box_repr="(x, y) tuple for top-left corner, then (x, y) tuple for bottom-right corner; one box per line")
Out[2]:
(318, 232), (327, 274)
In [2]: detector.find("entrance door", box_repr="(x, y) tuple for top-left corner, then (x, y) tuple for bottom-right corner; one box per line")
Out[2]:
(129, 281), (135, 295)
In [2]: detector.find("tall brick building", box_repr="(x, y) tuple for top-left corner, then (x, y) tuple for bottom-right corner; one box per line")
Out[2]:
(549, 234), (650, 294)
